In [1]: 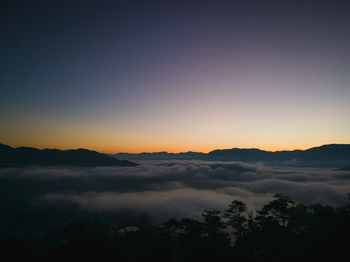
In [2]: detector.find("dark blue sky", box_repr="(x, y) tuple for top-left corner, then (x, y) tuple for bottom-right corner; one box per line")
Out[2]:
(1, 0), (350, 152)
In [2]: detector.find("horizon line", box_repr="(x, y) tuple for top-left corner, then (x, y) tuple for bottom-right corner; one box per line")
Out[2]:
(2, 142), (349, 155)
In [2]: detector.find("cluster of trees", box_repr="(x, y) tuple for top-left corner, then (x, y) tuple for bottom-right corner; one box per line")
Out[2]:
(2, 194), (350, 261)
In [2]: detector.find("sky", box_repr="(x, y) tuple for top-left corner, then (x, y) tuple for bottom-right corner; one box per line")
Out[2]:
(1, 0), (350, 153)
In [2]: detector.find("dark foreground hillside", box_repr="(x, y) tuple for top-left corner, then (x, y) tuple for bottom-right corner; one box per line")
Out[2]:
(1, 194), (350, 261)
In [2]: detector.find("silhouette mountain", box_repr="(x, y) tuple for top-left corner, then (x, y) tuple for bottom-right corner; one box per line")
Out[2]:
(0, 143), (136, 167)
(115, 151), (207, 161)
(114, 144), (350, 167)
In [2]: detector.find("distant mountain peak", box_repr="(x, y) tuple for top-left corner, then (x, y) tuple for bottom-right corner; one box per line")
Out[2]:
(114, 144), (350, 167)
(0, 143), (13, 151)
(0, 143), (137, 167)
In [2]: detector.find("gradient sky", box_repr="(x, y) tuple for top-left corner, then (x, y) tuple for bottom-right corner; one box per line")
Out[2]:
(1, 0), (350, 153)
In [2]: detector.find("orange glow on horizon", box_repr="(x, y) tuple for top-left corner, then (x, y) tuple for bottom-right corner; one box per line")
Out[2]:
(1, 114), (349, 155)
(1, 139), (347, 155)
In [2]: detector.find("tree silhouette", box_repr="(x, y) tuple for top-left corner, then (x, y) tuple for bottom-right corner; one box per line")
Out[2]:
(224, 200), (248, 237)
(256, 193), (296, 227)
(2, 193), (350, 261)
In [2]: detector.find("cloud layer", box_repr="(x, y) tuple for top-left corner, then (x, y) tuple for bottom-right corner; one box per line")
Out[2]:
(1, 160), (350, 234)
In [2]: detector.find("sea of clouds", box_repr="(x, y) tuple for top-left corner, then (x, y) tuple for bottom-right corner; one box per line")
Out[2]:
(1, 160), (350, 235)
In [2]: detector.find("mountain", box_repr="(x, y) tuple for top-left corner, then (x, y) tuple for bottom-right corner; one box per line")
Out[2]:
(2, 143), (349, 168)
(114, 144), (350, 167)
(115, 151), (207, 161)
(0, 143), (136, 167)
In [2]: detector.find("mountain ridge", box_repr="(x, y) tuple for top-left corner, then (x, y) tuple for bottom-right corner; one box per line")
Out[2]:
(0, 143), (137, 167)
(113, 144), (350, 167)
(1, 143), (349, 167)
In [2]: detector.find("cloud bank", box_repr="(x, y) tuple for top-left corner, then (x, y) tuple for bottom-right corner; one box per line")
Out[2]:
(1, 160), (350, 234)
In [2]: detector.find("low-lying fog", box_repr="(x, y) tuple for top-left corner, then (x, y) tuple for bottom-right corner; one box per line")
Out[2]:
(1, 160), (350, 236)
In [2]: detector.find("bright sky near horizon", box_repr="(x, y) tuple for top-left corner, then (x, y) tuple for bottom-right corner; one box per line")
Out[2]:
(1, 0), (350, 153)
